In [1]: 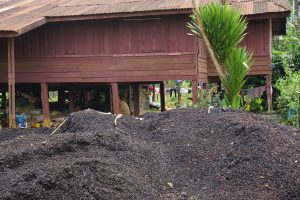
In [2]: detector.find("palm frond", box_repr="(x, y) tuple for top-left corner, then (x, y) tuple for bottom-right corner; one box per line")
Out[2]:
(188, 0), (253, 109)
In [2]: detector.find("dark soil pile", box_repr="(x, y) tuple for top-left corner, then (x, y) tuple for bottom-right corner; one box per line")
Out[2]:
(0, 109), (300, 200)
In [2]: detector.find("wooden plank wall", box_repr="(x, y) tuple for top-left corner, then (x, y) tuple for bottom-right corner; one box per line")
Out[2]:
(207, 19), (272, 77)
(0, 15), (198, 83)
(0, 54), (196, 82)
(0, 17), (272, 83)
(197, 39), (208, 82)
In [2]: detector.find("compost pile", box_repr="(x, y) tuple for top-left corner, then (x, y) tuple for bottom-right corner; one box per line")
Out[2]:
(0, 109), (300, 200)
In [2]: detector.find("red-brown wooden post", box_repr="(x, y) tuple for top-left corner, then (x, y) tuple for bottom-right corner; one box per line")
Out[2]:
(128, 85), (132, 111)
(69, 90), (75, 113)
(133, 84), (140, 117)
(58, 89), (65, 110)
(104, 86), (111, 113)
(8, 38), (16, 128)
(177, 81), (182, 104)
(192, 80), (198, 105)
(160, 81), (166, 112)
(266, 19), (273, 112)
(266, 74), (273, 112)
(111, 82), (120, 114)
(152, 84), (156, 102)
(41, 83), (51, 127)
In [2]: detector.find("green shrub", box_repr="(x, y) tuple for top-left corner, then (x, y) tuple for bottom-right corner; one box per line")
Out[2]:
(243, 96), (264, 113)
(191, 83), (224, 109)
(275, 63), (300, 127)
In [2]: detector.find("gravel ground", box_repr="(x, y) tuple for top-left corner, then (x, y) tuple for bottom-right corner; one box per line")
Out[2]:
(0, 108), (299, 200)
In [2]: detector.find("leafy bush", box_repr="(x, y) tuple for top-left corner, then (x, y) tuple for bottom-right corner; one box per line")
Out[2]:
(272, 15), (300, 111)
(243, 96), (264, 113)
(275, 63), (300, 127)
(191, 83), (224, 109)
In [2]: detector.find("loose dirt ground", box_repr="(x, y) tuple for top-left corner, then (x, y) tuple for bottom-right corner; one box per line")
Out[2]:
(0, 109), (299, 200)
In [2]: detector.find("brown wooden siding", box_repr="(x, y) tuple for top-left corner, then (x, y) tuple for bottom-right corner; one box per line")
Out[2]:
(0, 15), (198, 83)
(0, 53), (196, 83)
(207, 19), (272, 77)
(7, 15), (197, 56)
(207, 55), (271, 76)
(0, 16), (272, 83)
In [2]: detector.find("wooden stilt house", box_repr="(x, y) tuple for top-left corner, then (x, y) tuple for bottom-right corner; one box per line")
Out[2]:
(0, 0), (290, 127)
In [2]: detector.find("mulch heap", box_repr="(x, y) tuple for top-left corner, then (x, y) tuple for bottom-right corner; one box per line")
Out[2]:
(0, 109), (300, 200)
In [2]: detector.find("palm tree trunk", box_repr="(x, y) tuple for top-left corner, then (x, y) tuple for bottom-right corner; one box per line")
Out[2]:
(192, 0), (226, 79)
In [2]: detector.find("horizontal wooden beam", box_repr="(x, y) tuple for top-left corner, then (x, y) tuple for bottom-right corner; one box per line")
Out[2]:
(3, 52), (196, 59)
(0, 76), (196, 83)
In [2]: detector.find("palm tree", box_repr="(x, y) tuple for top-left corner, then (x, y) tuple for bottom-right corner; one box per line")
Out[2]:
(188, 1), (252, 109)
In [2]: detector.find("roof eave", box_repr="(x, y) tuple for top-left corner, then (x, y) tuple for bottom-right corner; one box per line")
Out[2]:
(0, 8), (291, 38)
(0, 31), (18, 38)
(17, 18), (47, 36)
(45, 8), (291, 23)
(245, 10), (290, 20)
(45, 9), (192, 23)
(0, 18), (47, 38)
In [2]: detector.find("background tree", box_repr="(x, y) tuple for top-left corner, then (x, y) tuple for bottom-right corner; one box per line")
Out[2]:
(272, 1), (300, 127)
(294, 0), (299, 17)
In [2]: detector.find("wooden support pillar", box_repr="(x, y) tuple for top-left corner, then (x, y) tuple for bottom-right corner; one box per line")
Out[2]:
(111, 82), (120, 114)
(8, 38), (16, 128)
(266, 19), (273, 113)
(152, 84), (156, 102)
(160, 81), (166, 112)
(41, 83), (51, 127)
(69, 90), (75, 113)
(95, 89), (100, 110)
(133, 84), (140, 117)
(177, 81), (182, 105)
(58, 89), (65, 110)
(104, 87), (111, 113)
(192, 80), (198, 105)
(266, 74), (273, 112)
(128, 86), (132, 112)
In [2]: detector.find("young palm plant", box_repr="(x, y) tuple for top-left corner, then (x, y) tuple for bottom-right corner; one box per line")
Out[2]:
(187, 1), (252, 109)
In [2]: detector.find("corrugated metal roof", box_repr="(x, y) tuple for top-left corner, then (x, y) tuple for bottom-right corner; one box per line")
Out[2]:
(232, 1), (288, 15)
(45, 0), (290, 16)
(0, 0), (291, 36)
